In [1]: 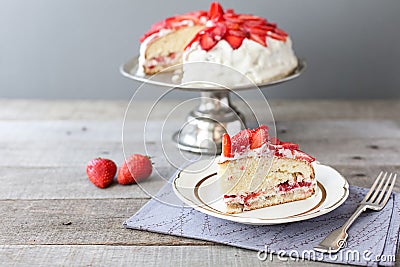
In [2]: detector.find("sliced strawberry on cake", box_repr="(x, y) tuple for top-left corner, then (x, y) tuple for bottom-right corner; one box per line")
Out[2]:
(218, 125), (316, 214)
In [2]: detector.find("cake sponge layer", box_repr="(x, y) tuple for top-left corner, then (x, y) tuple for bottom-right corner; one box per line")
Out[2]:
(218, 156), (315, 196)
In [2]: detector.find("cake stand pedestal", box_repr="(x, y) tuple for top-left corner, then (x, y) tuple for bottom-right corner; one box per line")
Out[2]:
(171, 90), (244, 154)
(121, 58), (305, 154)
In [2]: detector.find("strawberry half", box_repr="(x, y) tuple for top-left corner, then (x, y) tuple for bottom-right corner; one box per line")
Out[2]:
(231, 129), (251, 154)
(199, 33), (217, 51)
(227, 29), (246, 37)
(274, 28), (288, 37)
(249, 33), (266, 47)
(223, 133), (233, 157)
(209, 2), (224, 21)
(293, 150), (315, 163)
(269, 137), (281, 145)
(250, 125), (269, 149)
(225, 34), (244, 49)
(268, 31), (287, 42)
(279, 141), (299, 150)
(210, 23), (227, 40)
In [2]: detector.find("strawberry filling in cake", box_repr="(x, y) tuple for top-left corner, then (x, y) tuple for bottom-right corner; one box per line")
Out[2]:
(137, 2), (298, 83)
(218, 125), (316, 214)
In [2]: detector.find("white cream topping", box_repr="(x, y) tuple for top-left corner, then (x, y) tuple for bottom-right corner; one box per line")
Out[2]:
(182, 36), (298, 85)
(218, 142), (274, 163)
(278, 148), (294, 159)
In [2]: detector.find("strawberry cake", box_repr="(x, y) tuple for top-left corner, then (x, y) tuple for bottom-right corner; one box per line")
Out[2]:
(137, 2), (298, 84)
(218, 125), (316, 214)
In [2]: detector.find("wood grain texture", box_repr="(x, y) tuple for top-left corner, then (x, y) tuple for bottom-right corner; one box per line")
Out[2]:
(0, 199), (210, 246)
(0, 99), (399, 266)
(0, 245), (344, 267)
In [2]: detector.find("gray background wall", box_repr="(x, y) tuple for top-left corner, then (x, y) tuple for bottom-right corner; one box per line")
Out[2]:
(0, 0), (399, 99)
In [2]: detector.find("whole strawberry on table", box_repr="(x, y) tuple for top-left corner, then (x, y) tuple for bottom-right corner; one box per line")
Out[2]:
(85, 154), (153, 189)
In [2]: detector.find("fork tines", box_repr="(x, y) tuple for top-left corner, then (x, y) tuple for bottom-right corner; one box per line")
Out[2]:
(362, 172), (397, 208)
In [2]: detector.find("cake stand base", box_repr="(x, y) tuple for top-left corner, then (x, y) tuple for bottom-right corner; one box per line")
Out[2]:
(173, 91), (245, 154)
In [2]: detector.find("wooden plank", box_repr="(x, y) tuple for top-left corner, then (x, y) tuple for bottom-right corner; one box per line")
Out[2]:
(333, 165), (400, 192)
(0, 199), (210, 246)
(0, 166), (169, 200)
(0, 99), (399, 121)
(0, 120), (399, 167)
(0, 137), (398, 168)
(1, 119), (399, 142)
(0, 245), (345, 267)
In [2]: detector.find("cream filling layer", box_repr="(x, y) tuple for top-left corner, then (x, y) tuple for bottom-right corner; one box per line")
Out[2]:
(224, 178), (316, 206)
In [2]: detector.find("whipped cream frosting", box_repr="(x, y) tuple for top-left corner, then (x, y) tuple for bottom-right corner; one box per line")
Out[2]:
(218, 142), (273, 163)
(182, 36), (298, 85)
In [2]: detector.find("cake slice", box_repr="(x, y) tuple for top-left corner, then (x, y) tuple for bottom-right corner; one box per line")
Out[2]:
(218, 125), (316, 214)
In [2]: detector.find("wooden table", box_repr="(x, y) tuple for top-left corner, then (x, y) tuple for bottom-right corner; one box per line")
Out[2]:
(0, 99), (399, 266)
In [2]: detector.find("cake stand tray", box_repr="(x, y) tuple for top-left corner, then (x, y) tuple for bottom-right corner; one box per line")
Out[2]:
(120, 57), (306, 154)
(121, 57), (305, 91)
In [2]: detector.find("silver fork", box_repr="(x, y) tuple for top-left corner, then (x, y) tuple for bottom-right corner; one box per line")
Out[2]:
(314, 171), (397, 253)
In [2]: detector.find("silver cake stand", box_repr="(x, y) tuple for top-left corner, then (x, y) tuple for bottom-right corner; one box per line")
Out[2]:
(121, 57), (305, 154)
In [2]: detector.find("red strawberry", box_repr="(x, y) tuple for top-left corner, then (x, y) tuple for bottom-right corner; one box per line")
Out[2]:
(243, 20), (269, 27)
(117, 154), (153, 185)
(266, 22), (277, 27)
(179, 11), (207, 24)
(293, 150), (315, 163)
(227, 29), (246, 37)
(250, 126), (269, 149)
(225, 34), (244, 49)
(256, 25), (277, 32)
(274, 28), (288, 37)
(199, 33), (217, 51)
(268, 31), (287, 41)
(86, 158), (117, 189)
(210, 23), (227, 40)
(238, 14), (265, 21)
(231, 129), (251, 153)
(223, 133), (233, 157)
(279, 141), (299, 150)
(209, 2), (224, 21)
(225, 16), (243, 24)
(245, 25), (274, 35)
(269, 137), (281, 145)
(249, 33), (267, 46)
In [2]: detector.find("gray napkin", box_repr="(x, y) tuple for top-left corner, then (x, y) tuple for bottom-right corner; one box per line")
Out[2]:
(124, 170), (399, 267)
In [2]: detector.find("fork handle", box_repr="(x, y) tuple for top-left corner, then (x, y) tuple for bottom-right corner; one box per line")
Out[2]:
(314, 205), (367, 253)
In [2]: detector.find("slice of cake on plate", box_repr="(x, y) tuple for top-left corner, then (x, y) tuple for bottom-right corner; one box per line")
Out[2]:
(218, 125), (316, 214)
(137, 2), (298, 84)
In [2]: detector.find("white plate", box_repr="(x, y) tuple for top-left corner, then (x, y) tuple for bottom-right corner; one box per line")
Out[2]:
(173, 159), (349, 225)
